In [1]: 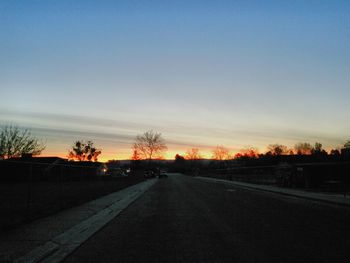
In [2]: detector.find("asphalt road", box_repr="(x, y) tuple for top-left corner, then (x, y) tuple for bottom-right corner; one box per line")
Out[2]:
(64, 173), (350, 263)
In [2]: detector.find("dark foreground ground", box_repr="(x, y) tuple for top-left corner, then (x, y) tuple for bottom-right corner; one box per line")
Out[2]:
(65, 173), (350, 263)
(0, 172), (145, 231)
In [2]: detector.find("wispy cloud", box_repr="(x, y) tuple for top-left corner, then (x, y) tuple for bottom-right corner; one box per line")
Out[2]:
(1, 108), (346, 159)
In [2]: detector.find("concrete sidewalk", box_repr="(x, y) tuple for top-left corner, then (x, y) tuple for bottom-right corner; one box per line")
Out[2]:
(0, 179), (157, 263)
(197, 176), (350, 207)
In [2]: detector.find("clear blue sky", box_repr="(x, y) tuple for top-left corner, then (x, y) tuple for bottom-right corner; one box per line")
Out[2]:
(1, 0), (349, 159)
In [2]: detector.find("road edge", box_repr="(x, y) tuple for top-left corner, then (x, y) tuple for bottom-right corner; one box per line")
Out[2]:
(14, 179), (158, 263)
(196, 176), (350, 207)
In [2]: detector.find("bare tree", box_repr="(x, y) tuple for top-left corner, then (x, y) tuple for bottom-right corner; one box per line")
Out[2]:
(311, 142), (327, 155)
(212, 145), (232, 160)
(185, 148), (202, 160)
(294, 142), (312, 155)
(133, 130), (167, 160)
(131, 149), (141, 161)
(235, 147), (259, 158)
(267, 144), (289, 155)
(68, 140), (101, 162)
(0, 125), (45, 159)
(344, 140), (350, 149)
(313, 142), (323, 152)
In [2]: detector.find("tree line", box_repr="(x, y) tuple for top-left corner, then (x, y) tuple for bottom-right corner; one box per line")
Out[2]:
(176, 141), (350, 162)
(1, 125), (349, 162)
(0, 126), (168, 162)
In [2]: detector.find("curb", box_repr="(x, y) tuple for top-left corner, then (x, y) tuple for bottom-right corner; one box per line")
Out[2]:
(196, 176), (350, 207)
(14, 179), (157, 263)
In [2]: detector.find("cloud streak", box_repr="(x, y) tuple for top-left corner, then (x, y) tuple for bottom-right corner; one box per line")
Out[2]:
(1, 108), (347, 160)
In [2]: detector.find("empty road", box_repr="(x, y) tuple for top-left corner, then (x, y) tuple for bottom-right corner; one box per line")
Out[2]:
(64, 173), (350, 263)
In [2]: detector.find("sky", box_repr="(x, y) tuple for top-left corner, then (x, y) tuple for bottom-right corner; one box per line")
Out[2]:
(1, 0), (350, 161)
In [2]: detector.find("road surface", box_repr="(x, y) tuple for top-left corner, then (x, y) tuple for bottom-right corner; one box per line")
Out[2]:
(64, 173), (350, 263)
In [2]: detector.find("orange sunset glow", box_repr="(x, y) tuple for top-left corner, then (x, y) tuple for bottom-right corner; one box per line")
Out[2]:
(1, 0), (349, 163)
(1, 3), (350, 263)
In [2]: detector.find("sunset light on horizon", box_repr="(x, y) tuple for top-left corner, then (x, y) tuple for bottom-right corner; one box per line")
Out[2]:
(1, 0), (349, 162)
(2, 2), (350, 260)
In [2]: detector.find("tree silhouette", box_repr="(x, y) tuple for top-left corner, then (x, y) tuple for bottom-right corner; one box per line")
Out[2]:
(131, 149), (141, 161)
(311, 142), (327, 155)
(173, 154), (186, 172)
(235, 147), (259, 158)
(341, 141), (350, 158)
(185, 148), (202, 160)
(0, 125), (45, 159)
(133, 130), (167, 160)
(211, 145), (232, 160)
(330, 149), (341, 156)
(313, 142), (323, 152)
(175, 154), (185, 161)
(294, 142), (312, 155)
(68, 140), (101, 162)
(267, 144), (288, 155)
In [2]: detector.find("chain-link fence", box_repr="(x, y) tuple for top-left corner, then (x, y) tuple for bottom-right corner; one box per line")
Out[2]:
(0, 160), (144, 232)
(202, 162), (350, 193)
(204, 165), (277, 185)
